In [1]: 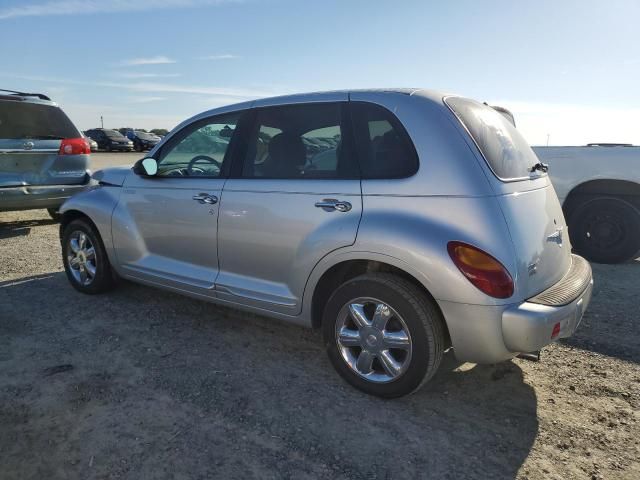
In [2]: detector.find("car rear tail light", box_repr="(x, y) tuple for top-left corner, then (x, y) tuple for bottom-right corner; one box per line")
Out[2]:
(447, 241), (514, 299)
(551, 322), (561, 339)
(59, 138), (91, 155)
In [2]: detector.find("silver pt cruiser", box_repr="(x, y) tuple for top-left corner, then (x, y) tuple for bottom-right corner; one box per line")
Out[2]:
(59, 89), (593, 398)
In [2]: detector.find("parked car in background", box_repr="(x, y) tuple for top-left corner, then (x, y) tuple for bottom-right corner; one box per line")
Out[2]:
(0, 89), (91, 219)
(491, 106), (640, 264)
(59, 89), (593, 398)
(82, 133), (98, 152)
(124, 129), (161, 152)
(533, 145), (640, 264)
(84, 128), (133, 152)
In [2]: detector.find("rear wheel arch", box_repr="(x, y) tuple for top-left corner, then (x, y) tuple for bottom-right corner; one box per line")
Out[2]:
(563, 179), (640, 219)
(310, 258), (451, 348)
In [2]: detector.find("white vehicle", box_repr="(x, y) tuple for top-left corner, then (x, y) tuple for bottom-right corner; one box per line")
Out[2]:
(492, 106), (640, 264)
(533, 144), (640, 264)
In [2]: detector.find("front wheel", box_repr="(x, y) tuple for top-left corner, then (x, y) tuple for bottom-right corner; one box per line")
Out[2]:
(569, 197), (640, 264)
(62, 218), (116, 294)
(322, 273), (445, 398)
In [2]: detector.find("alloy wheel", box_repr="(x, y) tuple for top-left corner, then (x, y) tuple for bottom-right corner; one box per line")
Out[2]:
(335, 297), (412, 383)
(67, 231), (97, 286)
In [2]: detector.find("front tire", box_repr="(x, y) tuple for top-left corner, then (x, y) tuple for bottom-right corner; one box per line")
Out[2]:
(569, 197), (640, 264)
(322, 273), (445, 398)
(62, 218), (116, 294)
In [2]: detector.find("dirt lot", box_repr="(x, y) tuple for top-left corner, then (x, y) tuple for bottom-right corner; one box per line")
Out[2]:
(1, 206), (638, 479)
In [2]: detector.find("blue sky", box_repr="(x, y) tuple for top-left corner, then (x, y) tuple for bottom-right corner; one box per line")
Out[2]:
(1, 0), (638, 145)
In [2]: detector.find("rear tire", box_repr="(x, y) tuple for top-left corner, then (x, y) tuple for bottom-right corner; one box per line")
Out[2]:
(62, 218), (116, 294)
(569, 197), (640, 264)
(322, 273), (445, 398)
(47, 208), (61, 222)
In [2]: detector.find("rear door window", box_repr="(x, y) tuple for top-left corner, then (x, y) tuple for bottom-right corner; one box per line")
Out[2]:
(0, 101), (79, 139)
(350, 102), (418, 179)
(241, 102), (358, 179)
(445, 96), (540, 180)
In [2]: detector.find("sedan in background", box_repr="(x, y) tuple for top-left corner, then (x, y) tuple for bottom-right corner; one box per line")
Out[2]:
(85, 128), (134, 152)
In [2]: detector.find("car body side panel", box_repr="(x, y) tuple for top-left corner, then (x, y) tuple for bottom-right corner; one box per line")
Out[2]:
(533, 146), (640, 204)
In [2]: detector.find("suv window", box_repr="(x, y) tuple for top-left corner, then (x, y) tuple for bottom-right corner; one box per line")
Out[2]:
(445, 96), (540, 180)
(0, 101), (79, 139)
(350, 102), (418, 179)
(242, 103), (358, 179)
(156, 112), (241, 177)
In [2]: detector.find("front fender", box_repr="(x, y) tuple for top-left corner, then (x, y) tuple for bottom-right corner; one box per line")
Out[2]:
(59, 186), (122, 258)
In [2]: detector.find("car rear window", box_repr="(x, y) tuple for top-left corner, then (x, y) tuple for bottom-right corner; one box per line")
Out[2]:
(0, 100), (79, 139)
(445, 96), (540, 180)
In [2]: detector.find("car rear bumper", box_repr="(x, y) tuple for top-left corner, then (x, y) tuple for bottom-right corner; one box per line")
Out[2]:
(0, 182), (90, 211)
(438, 254), (593, 364)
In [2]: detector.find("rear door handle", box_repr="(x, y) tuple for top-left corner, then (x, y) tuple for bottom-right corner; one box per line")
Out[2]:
(193, 193), (218, 205)
(314, 199), (352, 212)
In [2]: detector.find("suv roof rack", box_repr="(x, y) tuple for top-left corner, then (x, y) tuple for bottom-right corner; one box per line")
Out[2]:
(0, 88), (51, 101)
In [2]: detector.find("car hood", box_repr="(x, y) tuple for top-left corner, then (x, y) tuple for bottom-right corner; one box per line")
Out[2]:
(91, 166), (131, 186)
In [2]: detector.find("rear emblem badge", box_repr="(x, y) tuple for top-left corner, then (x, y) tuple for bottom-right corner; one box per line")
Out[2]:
(547, 227), (564, 247)
(527, 262), (538, 276)
(23, 141), (34, 150)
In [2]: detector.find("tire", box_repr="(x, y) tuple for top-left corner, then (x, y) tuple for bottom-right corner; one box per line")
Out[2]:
(322, 273), (445, 398)
(569, 197), (640, 264)
(47, 208), (61, 222)
(61, 218), (116, 294)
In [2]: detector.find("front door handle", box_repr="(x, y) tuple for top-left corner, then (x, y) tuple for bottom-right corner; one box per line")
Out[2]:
(193, 193), (218, 205)
(314, 199), (352, 212)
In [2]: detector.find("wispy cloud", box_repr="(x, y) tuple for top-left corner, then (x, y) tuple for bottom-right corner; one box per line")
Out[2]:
(199, 54), (240, 60)
(119, 56), (176, 66)
(128, 96), (166, 103)
(0, 72), (280, 100)
(116, 72), (182, 79)
(0, 0), (239, 21)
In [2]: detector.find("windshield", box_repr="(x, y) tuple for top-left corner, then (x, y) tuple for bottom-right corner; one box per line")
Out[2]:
(445, 96), (541, 180)
(104, 130), (126, 139)
(0, 100), (79, 139)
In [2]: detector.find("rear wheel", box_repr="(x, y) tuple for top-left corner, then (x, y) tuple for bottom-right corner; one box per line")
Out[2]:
(322, 273), (445, 398)
(569, 197), (640, 264)
(62, 218), (116, 294)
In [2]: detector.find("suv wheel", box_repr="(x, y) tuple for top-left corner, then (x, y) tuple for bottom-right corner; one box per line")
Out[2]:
(322, 273), (445, 398)
(569, 197), (640, 264)
(62, 218), (116, 294)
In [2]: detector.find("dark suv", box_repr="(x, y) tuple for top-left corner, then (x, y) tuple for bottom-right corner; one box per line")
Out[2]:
(124, 129), (161, 152)
(85, 128), (134, 152)
(0, 89), (91, 219)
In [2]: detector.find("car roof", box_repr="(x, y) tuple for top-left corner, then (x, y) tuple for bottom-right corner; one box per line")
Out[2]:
(177, 88), (450, 130)
(0, 89), (56, 105)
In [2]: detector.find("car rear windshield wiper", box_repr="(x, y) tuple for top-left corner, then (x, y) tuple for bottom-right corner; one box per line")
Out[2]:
(530, 161), (549, 173)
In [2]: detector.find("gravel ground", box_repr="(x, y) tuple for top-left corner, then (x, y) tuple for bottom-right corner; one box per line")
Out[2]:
(1, 208), (638, 480)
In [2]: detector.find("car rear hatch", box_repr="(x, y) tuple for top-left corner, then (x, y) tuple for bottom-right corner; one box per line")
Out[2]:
(445, 97), (572, 300)
(0, 97), (89, 188)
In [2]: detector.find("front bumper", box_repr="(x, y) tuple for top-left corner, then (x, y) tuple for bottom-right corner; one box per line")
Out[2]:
(438, 254), (593, 364)
(0, 182), (90, 211)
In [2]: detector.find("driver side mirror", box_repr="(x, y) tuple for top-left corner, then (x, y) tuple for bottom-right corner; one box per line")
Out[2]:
(133, 157), (158, 176)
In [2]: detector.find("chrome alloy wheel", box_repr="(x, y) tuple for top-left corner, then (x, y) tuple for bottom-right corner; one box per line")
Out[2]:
(67, 231), (97, 286)
(335, 297), (412, 383)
